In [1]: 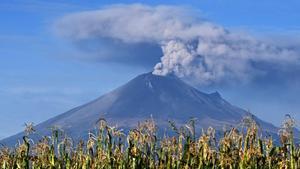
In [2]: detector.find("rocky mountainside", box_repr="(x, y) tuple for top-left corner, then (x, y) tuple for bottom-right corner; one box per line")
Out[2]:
(1, 72), (281, 145)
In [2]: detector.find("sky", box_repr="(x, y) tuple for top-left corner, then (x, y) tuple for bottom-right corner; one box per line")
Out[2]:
(1, 0), (300, 139)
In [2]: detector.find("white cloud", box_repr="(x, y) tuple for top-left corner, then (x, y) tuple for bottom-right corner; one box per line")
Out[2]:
(54, 4), (300, 85)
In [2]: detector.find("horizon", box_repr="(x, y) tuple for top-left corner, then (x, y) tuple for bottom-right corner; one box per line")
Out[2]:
(1, 0), (300, 139)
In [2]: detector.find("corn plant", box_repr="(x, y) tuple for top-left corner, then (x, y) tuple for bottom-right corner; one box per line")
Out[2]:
(0, 115), (299, 169)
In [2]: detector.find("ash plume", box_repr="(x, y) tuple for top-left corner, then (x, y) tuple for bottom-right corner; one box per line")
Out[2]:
(54, 4), (300, 85)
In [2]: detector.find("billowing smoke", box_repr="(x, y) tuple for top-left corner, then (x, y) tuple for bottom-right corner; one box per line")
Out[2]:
(54, 4), (300, 85)
(153, 36), (299, 85)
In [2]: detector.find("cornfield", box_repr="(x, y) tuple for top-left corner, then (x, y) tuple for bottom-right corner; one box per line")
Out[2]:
(0, 115), (299, 169)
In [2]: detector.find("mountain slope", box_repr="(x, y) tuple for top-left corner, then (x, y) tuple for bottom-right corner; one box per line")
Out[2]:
(1, 72), (280, 145)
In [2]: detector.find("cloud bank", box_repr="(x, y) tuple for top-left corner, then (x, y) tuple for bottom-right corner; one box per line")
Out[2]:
(54, 4), (300, 85)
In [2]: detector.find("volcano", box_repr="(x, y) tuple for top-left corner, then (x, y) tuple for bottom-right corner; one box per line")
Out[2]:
(1, 72), (280, 145)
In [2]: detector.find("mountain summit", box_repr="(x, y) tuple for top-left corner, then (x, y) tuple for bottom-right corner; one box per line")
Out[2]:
(2, 72), (279, 144)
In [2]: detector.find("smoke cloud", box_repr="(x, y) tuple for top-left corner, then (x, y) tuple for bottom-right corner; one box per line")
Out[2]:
(54, 4), (300, 85)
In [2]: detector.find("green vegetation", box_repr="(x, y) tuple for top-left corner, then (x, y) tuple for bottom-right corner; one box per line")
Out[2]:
(0, 115), (299, 169)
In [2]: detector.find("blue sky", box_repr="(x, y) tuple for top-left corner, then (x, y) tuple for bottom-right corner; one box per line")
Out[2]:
(1, 0), (300, 139)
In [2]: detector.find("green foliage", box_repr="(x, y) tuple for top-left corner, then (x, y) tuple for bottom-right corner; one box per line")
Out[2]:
(0, 116), (299, 169)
